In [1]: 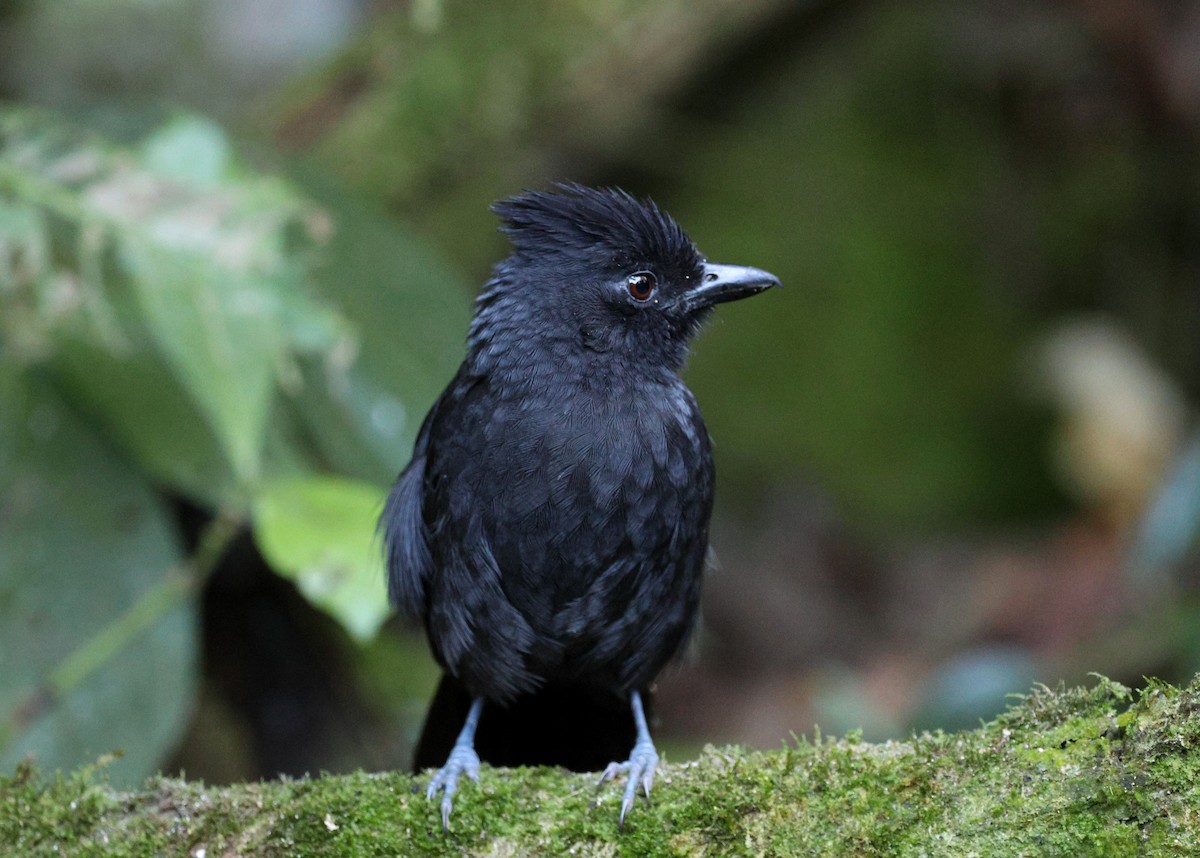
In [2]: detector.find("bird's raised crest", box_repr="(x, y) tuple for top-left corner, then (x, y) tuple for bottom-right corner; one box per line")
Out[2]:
(492, 183), (698, 272)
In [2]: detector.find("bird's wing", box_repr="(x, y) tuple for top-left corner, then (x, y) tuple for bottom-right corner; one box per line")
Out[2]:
(380, 366), (488, 619)
(424, 532), (541, 702)
(382, 458), (430, 616)
(381, 390), (446, 618)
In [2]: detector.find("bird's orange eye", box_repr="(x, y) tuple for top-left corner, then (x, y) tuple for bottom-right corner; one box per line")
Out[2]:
(626, 271), (657, 301)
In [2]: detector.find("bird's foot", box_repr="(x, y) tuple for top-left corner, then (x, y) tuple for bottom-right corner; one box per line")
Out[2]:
(426, 742), (481, 830)
(597, 735), (659, 828)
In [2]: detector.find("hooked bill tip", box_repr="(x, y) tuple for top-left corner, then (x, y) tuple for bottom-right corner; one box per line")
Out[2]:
(685, 262), (779, 311)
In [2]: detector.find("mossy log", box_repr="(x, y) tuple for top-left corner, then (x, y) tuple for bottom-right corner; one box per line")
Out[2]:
(3, 677), (1198, 856)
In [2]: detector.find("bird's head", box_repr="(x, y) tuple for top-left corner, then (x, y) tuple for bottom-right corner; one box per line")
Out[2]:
(471, 184), (779, 371)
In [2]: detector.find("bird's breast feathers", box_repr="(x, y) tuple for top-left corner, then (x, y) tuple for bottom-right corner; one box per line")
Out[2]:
(426, 367), (712, 574)
(471, 370), (706, 496)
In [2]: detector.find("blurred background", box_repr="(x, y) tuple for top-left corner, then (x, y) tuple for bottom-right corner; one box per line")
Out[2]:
(2, 0), (1199, 789)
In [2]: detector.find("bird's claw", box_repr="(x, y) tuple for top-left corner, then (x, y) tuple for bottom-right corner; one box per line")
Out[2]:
(426, 743), (481, 830)
(597, 737), (659, 828)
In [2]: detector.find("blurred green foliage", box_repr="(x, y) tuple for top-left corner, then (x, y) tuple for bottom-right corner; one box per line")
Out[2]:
(253, 474), (390, 641)
(0, 107), (467, 785)
(0, 373), (192, 785)
(673, 21), (1042, 526)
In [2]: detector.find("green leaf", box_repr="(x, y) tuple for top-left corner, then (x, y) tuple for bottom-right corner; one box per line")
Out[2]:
(0, 374), (195, 789)
(253, 475), (390, 641)
(51, 336), (238, 507)
(119, 236), (283, 484)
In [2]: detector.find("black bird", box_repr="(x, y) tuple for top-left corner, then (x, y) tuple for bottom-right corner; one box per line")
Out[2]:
(381, 184), (778, 828)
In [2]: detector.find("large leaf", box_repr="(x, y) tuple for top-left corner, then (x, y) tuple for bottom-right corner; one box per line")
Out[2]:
(0, 374), (195, 789)
(252, 475), (390, 641)
(50, 336), (240, 507)
(118, 236), (283, 483)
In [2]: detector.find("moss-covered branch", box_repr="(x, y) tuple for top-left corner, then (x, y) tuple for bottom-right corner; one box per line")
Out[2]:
(3, 676), (1198, 856)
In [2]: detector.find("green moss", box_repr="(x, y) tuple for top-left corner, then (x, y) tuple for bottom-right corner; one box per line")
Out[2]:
(3, 676), (1199, 856)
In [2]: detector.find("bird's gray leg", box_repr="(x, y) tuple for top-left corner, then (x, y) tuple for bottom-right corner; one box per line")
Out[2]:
(426, 697), (484, 830)
(597, 689), (658, 827)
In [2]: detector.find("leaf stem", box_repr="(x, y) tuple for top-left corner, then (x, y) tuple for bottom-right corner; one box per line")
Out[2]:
(0, 510), (241, 754)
